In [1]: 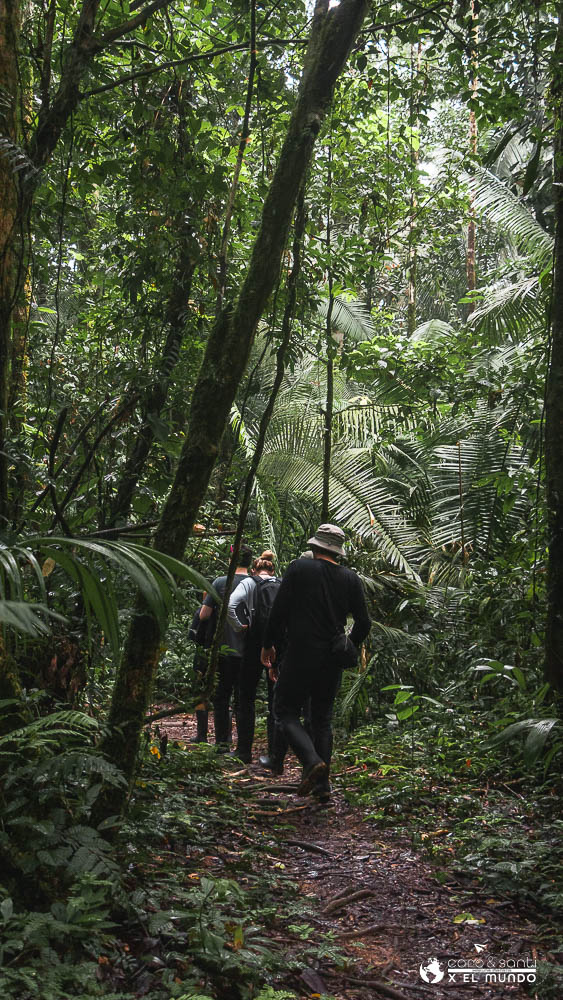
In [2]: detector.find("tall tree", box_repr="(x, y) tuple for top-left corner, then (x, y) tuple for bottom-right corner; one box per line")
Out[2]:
(0, 0), (22, 516)
(544, 2), (563, 698)
(101, 0), (370, 793)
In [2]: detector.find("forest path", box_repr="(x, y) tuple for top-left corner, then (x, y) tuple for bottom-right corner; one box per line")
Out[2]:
(159, 712), (545, 1000)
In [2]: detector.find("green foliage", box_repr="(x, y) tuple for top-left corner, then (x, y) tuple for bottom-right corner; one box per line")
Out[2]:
(340, 663), (563, 919)
(0, 535), (212, 664)
(2, 0), (562, 993)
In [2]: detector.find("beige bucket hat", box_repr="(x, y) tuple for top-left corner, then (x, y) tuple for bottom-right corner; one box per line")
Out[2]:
(307, 523), (346, 557)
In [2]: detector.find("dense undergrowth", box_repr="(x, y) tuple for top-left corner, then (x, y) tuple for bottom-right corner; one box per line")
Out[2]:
(0, 725), (326, 1000)
(339, 674), (563, 958)
(2, 608), (563, 1000)
(2, 673), (563, 999)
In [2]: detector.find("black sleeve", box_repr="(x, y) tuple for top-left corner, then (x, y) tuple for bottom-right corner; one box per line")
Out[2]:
(263, 564), (295, 648)
(349, 574), (371, 647)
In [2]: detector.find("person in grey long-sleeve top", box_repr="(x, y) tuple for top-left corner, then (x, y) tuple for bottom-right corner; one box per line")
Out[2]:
(261, 524), (370, 799)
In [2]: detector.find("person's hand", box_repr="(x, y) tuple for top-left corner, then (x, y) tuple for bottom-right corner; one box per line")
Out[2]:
(267, 665), (279, 683)
(261, 645), (276, 668)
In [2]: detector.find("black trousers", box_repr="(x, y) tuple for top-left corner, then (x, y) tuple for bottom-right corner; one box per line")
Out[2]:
(273, 644), (341, 775)
(236, 638), (274, 755)
(213, 654), (241, 746)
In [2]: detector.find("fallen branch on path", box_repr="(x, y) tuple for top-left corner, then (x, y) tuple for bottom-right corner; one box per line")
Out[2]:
(144, 705), (192, 724)
(285, 839), (332, 857)
(324, 884), (355, 907)
(322, 888), (375, 915)
(247, 783), (298, 793)
(250, 798), (292, 808)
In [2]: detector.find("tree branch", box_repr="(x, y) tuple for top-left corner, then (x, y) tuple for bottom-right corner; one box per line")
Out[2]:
(28, 0), (176, 171)
(364, 0), (452, 34)
(81, 38), (308, 98)
(94, 0), (174, 49)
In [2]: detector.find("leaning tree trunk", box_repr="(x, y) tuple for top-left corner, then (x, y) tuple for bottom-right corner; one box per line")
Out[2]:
(544, 2), (563, 697)
(101, 0), (369, 793)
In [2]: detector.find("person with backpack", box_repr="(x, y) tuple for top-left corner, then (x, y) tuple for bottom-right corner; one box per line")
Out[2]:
(227, 550), (281, 763)
(258, 551), (314, 775)
(261, 524), (370, 800)
(198, 544), (253, 752)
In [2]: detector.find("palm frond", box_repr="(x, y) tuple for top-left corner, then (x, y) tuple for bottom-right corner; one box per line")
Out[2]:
(468, 274), (546, 342)
(0, 536), (213, 657)
(470, 168), (553, 264)
(0, 601), (66, 638)
(410, 319), (456, 343)
(260, 418), (422, 580)
(428, 414), (529, 555)
(316, 292), (375, 343)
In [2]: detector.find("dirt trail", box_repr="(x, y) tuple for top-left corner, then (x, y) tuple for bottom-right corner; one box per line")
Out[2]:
(160, 712), (546, 1000)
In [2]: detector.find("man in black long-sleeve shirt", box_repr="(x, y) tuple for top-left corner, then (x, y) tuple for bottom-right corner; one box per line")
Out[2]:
(261, 524), (370, 798)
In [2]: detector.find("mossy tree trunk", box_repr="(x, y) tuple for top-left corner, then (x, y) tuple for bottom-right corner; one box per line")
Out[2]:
(101, 0), (369, 794)
(545, 3), (563, 697)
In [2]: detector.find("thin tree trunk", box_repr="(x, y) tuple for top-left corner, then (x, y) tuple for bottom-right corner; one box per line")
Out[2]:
(100, 0), (369, 794)
(322, 350), (334, 521)
(216, 0), (256, 310)
(544, 3), (563, 697)
(203, 185), (307, 702)
(466, 0), (479, 313)
(322, 141), (334, 522)
(0, 0), (173, 525)
(406, 41), (421, 337)
(0, 0), (22, 524)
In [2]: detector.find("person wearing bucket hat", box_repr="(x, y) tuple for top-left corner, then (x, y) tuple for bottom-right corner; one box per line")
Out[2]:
(261, 523), (370, 800)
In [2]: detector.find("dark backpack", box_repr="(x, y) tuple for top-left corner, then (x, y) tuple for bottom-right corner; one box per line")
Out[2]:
(250, 576), (281, 642)
(188, 609), (214, 648)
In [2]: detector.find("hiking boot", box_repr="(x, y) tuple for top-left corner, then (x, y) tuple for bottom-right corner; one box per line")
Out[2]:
(230, 748), (252, 764)
(297, 760), (328, 797)
(259, 754), (284, 776)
